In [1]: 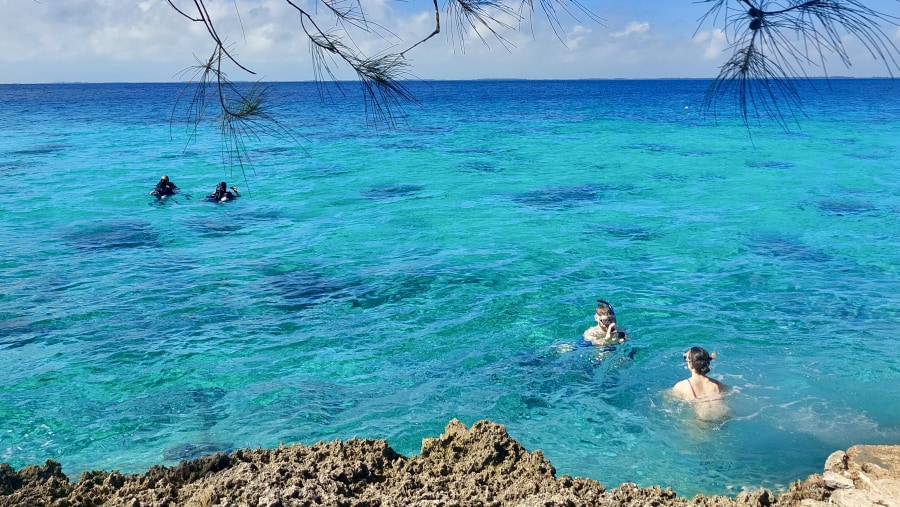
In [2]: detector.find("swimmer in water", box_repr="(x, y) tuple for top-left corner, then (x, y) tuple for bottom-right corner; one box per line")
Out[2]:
(671, 346), (731, 422)
(149, 174), (179, 199)
(205, 182), (240, 202)
(582, 299), (627, 348)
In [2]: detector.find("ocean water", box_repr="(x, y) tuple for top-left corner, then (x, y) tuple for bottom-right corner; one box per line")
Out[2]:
(1, 79), (899, 497)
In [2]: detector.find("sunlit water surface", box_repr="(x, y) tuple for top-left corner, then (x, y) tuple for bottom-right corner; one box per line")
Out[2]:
(1, 80), (899, 496)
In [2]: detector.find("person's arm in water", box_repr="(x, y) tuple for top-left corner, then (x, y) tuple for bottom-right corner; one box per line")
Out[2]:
(222, 187), (240, 201)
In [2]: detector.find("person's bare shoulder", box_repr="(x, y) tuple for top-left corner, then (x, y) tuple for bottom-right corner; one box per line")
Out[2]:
(671, 380), (692, 400)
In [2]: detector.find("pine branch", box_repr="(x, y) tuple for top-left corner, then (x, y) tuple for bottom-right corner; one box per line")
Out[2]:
(699, 0), (900, 129)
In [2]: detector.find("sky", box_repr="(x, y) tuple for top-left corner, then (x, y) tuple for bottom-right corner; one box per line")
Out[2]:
(1, 0), (899, 83)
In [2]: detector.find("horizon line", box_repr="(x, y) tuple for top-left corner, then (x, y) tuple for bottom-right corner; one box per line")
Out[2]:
(0, 76), (893, 86)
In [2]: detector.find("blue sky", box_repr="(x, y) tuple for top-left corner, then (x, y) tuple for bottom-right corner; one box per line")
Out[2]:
(1, 0), (899, 83)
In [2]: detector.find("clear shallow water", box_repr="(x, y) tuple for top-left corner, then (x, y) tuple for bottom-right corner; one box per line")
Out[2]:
(1, 79), (899, 497)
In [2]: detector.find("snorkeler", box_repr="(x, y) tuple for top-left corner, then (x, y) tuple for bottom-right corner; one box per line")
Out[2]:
(205, 182), (240, 202)
(149, 174), (179, 199)
(582, 299), (627, 347)
(671, 346), (731, 422)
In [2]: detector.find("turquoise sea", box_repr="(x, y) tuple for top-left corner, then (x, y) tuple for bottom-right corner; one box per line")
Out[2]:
(1, 79), (899, 497)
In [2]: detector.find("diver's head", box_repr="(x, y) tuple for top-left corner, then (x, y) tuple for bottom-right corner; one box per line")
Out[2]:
(217, 182), (227, 192)
(160, 175), (169, 183)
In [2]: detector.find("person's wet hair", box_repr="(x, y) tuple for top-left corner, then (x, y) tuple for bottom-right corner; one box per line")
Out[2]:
(595, 299), (616, 320)
(684, 346), (713, 375)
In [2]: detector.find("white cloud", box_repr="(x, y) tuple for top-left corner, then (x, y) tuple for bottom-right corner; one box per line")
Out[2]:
(694, 28), (728, 61)
(1, 0), (898, 82)
(566, 25), (592, 50)
(611, 21), (650, 38)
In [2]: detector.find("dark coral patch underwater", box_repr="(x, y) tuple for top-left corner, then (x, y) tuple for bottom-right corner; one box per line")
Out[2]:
(511, 184), (607, 210)
(64, 220), (162, 250)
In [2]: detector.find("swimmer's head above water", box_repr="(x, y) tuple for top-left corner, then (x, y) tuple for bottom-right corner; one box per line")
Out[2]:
(683, 346), (715, 375)
(594, 299), (617, 331)
(583, 299), (625, 346)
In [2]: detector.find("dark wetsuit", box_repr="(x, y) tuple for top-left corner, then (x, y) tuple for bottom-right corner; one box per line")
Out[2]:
(205, 189), (239, 202)
(150, 180), (179, 199)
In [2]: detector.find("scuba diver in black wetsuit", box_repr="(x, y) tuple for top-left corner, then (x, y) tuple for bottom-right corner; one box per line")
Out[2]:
(205, 182), (241, 202)
(149, 175), (179, 200)
(150, 174), (178, 199)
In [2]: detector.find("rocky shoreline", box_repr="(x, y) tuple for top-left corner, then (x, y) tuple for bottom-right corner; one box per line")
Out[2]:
(1, 419), (897, 507)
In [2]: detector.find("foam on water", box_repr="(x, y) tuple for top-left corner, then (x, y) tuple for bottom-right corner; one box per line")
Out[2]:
(1, 80), (899, 496)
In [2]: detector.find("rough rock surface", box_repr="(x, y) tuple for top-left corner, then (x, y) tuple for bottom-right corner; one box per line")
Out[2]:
(810, 445), (900, 507)
(0, 419), (897, 507)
